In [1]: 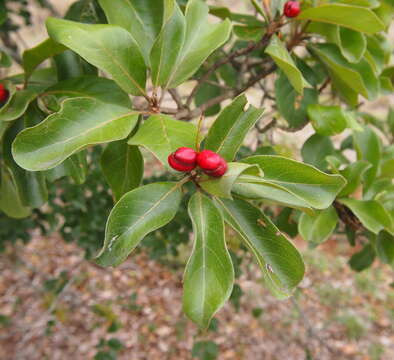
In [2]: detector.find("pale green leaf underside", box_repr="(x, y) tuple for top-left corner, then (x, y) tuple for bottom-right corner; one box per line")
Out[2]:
(96, 182), (183, 267)
(128, 114), (198, 166)
(299, 206), (338, 244)
(240, 155), (346, 210)
(200, 162), (261, 199)
(265, 35), (310, 94)
(184, 192), (234, 328)
(12, 97), (138, 171)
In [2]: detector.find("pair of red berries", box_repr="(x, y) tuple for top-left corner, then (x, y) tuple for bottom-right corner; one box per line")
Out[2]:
(168, 148), (227, 178)
(0, 83), (9, 105)
(284, 1), (300, 18)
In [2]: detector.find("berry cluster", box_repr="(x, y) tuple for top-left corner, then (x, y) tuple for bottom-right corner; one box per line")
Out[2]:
(0, 83), (9, 106)
(283, 1), (301, 18)
(168, 148), (227, 178)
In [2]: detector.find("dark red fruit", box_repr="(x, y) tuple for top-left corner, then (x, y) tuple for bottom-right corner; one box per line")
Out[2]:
(197, 150), (227, 177)
(0, 83), (9, 104)
(168, 147), (198, 172)
(204, 158), (228, 178)
(196, 150), (222, 171)
(173, 147), (198, 166)
(283, 1), (300, 18)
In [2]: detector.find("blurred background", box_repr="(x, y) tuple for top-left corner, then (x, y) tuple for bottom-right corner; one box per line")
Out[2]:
(0, 1), (393, 359)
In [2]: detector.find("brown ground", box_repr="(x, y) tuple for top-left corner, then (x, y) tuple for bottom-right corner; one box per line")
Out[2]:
(0, 233), (393, 360)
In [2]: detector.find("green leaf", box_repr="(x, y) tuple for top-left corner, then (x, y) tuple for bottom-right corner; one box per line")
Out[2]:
(13, 97), (138, 171)
(0, 89), (38, 122)
(0, 50), (12, 68)
(96, 181), (183, 267)
(376, 231), (394, 266)
(339, 198), (393, 234)
(307, 104), (348, 136)
(101, 141), (143, 202)
(353, 125), (381, 190)
(167, 0), (232, 88)
(3, 119), (48, 208)
(240, 156), (346, 209)
(215, 198), (305, 299)
(128, 114), (198, 166)
(265, 35), (310, 94)
(336, 27), (366, 63)
(42, 75), (131, 107)
(200, 162), (260, 199)
(192, 341), (219, 360)
(204, 94), (264, 161)
(301, 134), (335, 171)
(299, 206), (338, 245)
(184, 192), (234, 328)
(275, 70), (318, 129)
(46, 17), (146, 96)
(381, 159), (394, 179)
(0, 168), (31, 219)
(298, 4), (384, 34)
(349, 244), (376, 272)
(23, 38), (67, 82)
(98, 0), (166, 64)
(338, 161), (372, 197)
(311, 43), (379, 100)
(195, 73), (222, 116)
(150, 2), (186, 87)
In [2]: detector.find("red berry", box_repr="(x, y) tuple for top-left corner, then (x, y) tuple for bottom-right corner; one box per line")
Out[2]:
(173, 147), (197, 166)
(196, 150), (222, 171)
(204, 159), (228, 178)
(284, 1), (300, 18)
(0, 83), (9, 104)
(168, 153), (196, 172)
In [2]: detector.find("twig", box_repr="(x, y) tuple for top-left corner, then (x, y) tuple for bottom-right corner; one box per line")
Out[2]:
(168, 88), (185, 110)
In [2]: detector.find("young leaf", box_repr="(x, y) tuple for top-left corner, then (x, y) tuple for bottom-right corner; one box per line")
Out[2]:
(240, 156), (346, 209)
(339, 198), (393, 234)
(335, 27), (366, 63)
(299, 206), (338, 245)
(204, 94), (264, 161)
(307, 104), (348, 136)
(23, 38), (67, 82)
(265, 35), (310, 94)
(98, 0), (166, 64)
(150, 2), (186, 87)
(101, 141), (143, 202)
(96, 182), (183, 267)
(215, 198), (305, 299)
(167, 0), (232, 88)
(46, 18), (147, 96)
(13, 97), (139, 171)
(298, 4), (385, 34)
(128, 114), (198, 165)
(184, 192), (234, 328)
